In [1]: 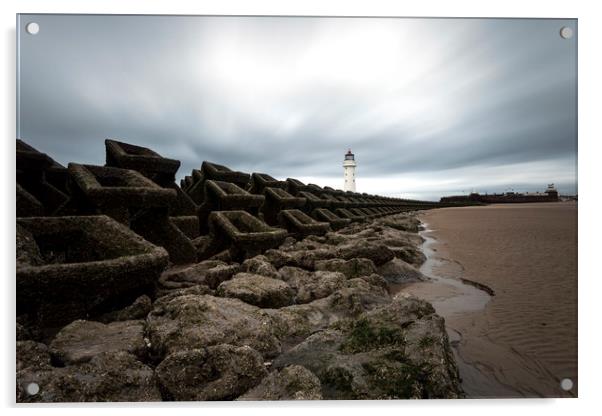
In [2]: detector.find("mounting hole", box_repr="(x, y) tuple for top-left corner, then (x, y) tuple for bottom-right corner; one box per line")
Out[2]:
(26, 382), (40, 395)
(560, 26), (573, 39)
(560, 378), (573, 391)
(26, 22), (40, 35)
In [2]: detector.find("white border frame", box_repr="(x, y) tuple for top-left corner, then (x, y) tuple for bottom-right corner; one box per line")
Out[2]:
(3, 1), (599, 415)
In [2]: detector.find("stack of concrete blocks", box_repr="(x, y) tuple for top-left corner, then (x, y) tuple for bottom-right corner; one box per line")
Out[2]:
(246, 173), (331, 237)
(16, 137), (452, 332)
(17, 215), (168, 330)
(67, 163), (196, 265)
(16, 140), (70, 217)
(197, 180), (264, 234)
(200, 210), (288, 260)
(184, 161), (251, 205)
(105, 139), (200, 240)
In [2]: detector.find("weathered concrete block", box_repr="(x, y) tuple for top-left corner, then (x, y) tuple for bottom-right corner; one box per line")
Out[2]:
(105, 139), (197, 216)
(335, 208), (365, 222)
(285, 178), (313, 196)
(16, 215), (169, 327)
(69, 163), (196, 264)
(351, 208), (375, 219)
(197, 180), (265, 233)
(277, 209), (330, 237)
(297, 191), (332, 212)
(105, 139), (180, 184)
(199, 210), (288, 260)
(262, 187), (306, 226)
(68, 163), (176, 221)
(16, 184), (44, 217)
(311, 208), (351, 230)
(248, 172), (287, 195)
(186, 162), (250, 204)
(170, 215), (200, 239)
(17, 140), (70, 215)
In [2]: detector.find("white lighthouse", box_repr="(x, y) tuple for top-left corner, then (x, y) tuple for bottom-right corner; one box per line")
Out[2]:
(343, 149), (356, 192)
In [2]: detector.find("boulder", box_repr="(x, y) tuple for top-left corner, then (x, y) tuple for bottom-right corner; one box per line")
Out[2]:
(314, 258), (377, 279)
(216, 273), (294, 308)
(264, 249), (294, 269)
(160, 260), (240, 289)
(17, 341), (51, 372)
(17, 351), (161, 402)
(97, 295), (152, 323)
(265, 247), (338, 270)
(287, 238), (330, 252)
(344, 277), (389, 297)
(380, 232), (424, 248)
(378, 215), (422, 233)
(155, 344), (267, 401)
(273, 295), (463, 399)
(265, 286), (391, 340)
(50, 320), (147, 365)
(323, 232), (352, 246)
(147, 294), (281, 358)
(377, 258), (427, 283)
(389, 246), (427, 267)
(356, 273), (389, 290)
(289, 248), (338, 270)
(279, 267), (346, 304)
(276, 236), (297, 251)
(155, 283), (213, 302)
(241, 255), (281, 279)
(238, 365), (322, 400)
(336, 242), (394, 266)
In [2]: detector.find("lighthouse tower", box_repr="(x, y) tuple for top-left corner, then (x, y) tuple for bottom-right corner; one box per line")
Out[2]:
(343, 149), (356, 192)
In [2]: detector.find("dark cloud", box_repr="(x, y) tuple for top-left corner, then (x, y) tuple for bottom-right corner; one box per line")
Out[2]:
(17, 15), (577, 200)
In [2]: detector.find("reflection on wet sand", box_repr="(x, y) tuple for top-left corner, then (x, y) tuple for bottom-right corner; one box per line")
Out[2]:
(392, 202), (577, 398)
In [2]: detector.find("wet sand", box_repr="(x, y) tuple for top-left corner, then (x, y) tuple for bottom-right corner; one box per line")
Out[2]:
(395, 202), (577, 398)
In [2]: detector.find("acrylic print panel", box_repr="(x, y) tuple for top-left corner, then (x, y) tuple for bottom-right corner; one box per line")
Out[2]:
(16, 14), (577, 401)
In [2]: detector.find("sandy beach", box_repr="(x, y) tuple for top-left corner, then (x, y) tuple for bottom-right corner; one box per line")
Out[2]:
(395, 202), (577, 398)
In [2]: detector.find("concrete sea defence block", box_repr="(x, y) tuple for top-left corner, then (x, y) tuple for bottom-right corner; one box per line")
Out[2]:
(285, 178), (314, 196)
(278, 209), (331, 237)
(248, 172), (288, 195)
(17, 140), (70, 216)
(297, 191), (332, 212)
(105, 139), (180, 183)
(105, 139), (197, 216)
(197, 210), (288, 260)
(262, 187), (306, 226)
(68, 163), (195, 263)
(16, 184), (44, 217)
(16, 215), (169, 327)
(68, 163), (177, 218)
(311, 208), (351, 230)
(186, 161), (251, 204)
(335, 208), (365, 222)
(197, 180), (265, 233)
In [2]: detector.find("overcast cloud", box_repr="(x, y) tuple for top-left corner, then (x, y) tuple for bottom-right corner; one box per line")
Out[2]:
(17, 15), (577, 200)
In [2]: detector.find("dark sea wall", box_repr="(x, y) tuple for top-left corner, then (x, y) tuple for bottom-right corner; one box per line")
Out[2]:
(16, 138), (463, 401)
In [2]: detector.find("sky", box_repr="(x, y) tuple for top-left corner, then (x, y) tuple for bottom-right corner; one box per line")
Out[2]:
(17, 15), (577, 201)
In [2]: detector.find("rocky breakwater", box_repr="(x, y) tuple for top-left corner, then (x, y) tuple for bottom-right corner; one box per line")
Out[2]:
(16, 138), (462, 401)
(17, 212), (463, 401)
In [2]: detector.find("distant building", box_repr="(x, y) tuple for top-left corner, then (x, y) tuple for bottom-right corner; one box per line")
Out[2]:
(440, 184), (560, 204)
(343, 149), (356, 192)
